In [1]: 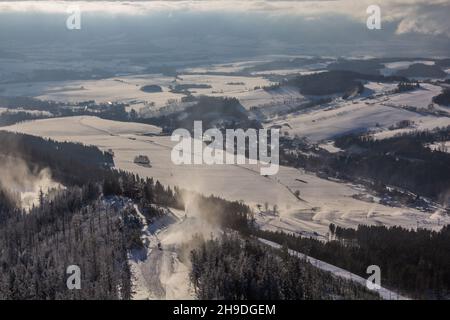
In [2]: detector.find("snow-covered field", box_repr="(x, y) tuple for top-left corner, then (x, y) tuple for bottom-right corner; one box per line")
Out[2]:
(269, 83), (449, 142)
(0, 76), (185, 110)
(231, 86), (306, 110)
(380, 60), (435, 76)
(182, 59), (268, 74)
(178, 74), (272, 95)
(270, 99), (422, 142)
(386, 83), (442, 109)
(250, 69), (326, 76)
(4, 116), (448, 239)
(373, 116), (450, 140)
(0, 73), (272, 112)
(1, 115), (161, 137)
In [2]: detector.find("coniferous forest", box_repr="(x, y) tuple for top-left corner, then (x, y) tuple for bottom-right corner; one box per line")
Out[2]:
(254, 225), (450, 299)
(190, 234), (380, 300)
(0, 132), (183, 299)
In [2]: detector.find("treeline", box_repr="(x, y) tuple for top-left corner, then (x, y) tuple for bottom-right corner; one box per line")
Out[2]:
(0, 96), (132, 126)
(253, 224), (450, 299)
(396, 81), (420, 93)
(433, 89), (450, 106)
(286, 70), (406, 96)
(0, 111), (48, 126)
(186, 194), (251, 233)
(2, 68), (114, 84)
(395, 63), (447, 78)
(190, 234), (380, 300)
(0, 96), (60, 112)
(327, 59), (384, 75)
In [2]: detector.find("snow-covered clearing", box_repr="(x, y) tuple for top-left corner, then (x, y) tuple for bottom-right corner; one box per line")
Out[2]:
(362, 82), (398, 96)
(232, 86), (306, 110)
(258, 238), (408, 300)
(386, 83), (442, 109)
(373, 116), (450, 140)
(4, 116), (448, 238)
(318, 141), (342, 153)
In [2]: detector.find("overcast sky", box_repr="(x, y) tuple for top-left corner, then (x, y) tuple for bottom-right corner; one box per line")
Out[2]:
(0, 1), (449, 59)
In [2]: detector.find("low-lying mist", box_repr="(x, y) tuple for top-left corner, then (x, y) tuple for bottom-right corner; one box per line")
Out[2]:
(0, 156), (62, 210)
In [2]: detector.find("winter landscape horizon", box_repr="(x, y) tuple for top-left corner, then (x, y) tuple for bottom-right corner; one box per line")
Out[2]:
(0, 0), (449, 308)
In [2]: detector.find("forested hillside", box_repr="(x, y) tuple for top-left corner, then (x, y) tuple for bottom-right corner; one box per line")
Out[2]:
(0, 132), (182, 299)
(0, 131), (254, 299)
(190, 234), (380, 300)
(333, 129), (450, 202)
(147, 96), (260, 132)
(254, 225), (450, 299)
(0, 189), (135, 299)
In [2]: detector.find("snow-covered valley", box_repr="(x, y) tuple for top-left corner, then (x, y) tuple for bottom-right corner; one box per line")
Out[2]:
(4, 115), (448, 240)
(1, 56), (450, 300)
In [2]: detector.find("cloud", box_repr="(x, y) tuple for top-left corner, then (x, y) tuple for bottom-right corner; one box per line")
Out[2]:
(393, 1), (450, 37)
(0, 0), (449, 38)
